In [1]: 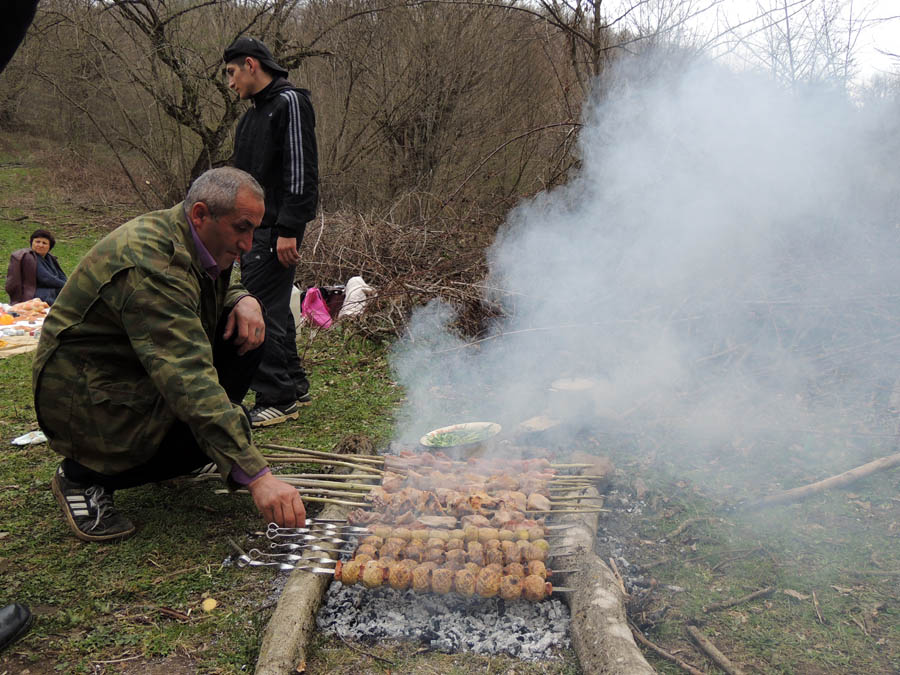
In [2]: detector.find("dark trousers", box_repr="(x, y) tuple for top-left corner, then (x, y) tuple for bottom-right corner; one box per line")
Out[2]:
(240, 227), (307, 406)
(62, 321), (263, 491)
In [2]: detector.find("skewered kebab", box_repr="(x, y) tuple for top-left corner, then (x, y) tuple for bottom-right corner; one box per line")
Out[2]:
(347, 535), (558, 564)
(334, 560), (566, 602)
(262, 444), (595, 479)
(339, 542), (574, 575)
(356, 523), (553, 543)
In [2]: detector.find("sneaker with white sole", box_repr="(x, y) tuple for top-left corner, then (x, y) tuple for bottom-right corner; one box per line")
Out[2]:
(187, 462), (219, 478)
(248, 401), (299, 427)
(51, 466), (136, 542)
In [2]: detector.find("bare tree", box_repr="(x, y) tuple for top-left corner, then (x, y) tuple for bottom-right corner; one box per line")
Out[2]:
(713, 0), (873, 90)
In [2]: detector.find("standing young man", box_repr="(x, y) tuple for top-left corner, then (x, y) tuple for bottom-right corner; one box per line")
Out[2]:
(223, 36), (319, 427)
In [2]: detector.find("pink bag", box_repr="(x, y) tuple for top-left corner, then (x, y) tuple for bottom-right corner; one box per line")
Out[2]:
(301, 286), (333, 328)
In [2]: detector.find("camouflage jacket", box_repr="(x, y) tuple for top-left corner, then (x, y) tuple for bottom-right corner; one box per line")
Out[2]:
(32, 203), (268, 481)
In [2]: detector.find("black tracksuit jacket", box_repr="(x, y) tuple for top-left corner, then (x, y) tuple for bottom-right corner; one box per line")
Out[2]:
(233, 77), (319, 241)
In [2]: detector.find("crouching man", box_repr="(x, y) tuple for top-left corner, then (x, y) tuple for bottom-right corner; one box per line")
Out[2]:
(33, 167), (305, 542)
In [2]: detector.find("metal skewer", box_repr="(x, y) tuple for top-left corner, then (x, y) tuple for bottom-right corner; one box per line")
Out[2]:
(236, 556), (335, 574)
(247, 550), (338, 566)
(268, 542), (346, 554)
(265, 522), (369, 538)
(263, 532), (349, 545)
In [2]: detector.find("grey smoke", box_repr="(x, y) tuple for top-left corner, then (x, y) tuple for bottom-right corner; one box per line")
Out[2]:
(390, 53), (900, 485)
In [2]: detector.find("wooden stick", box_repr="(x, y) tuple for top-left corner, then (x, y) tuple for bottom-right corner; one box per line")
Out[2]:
(812, 591), (825, 624)
(291, 488), (373, 499)
(629, 623), (706, 675)
(335, 632), (396, 666)
(608, 557), (629, 598)
(685, 625), (745, 675)
(278, 478), (374, 491)
(703, 586), (775, 613)
(260, 443), (385, 465)
(264, 453), (383, 468)
(746, 451), (900, 509)
(215, 490), (367, 508)
(300, 495), (368, 507)
(525, 507), (609, 514)
(264, 456), (384, 475)
(848, 569), (900, 576)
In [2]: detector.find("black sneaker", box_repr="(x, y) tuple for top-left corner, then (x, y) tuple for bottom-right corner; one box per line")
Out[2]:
(248, 401), (299, 427)
(50, 466), (136, 542)
(297, 390), (312, 405)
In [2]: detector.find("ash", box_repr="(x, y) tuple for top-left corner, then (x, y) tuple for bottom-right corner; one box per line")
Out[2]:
(317, 581), (570, 660)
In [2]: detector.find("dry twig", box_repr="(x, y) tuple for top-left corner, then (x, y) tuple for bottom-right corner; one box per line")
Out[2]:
(746, 452), (900, 509)
(335, 631), (397, 665)
(686, 624), (745, 675)
(813, 591), (826, 624)
(629, 622), (705, 675)
(710, 547), (765, 572)
(703, 586), (775, 613)
(609, 557), (630, 598)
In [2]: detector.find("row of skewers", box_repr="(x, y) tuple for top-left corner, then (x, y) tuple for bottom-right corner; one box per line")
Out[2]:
(231, 520), (576, 602)
(334, 558), (558, 601)
(227, 445), (601, 602)
(242, 444), (607, 520)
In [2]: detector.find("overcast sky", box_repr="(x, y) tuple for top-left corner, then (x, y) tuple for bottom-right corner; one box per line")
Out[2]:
(852, 0), (900, 77)
(611, 0), (899, 82)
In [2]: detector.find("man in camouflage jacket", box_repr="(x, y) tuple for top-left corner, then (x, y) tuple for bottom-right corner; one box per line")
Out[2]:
(33, 167), (306, 542)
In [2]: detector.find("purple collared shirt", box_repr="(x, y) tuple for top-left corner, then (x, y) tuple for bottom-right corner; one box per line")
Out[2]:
(188, 217), (220, 280)
(187, 214), (268, 485)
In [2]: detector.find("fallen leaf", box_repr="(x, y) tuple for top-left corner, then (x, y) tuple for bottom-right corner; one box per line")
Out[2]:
(783, 589), (810, 601)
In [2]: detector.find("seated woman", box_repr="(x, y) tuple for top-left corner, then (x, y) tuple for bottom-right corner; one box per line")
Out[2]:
(5, 229), (68, 304)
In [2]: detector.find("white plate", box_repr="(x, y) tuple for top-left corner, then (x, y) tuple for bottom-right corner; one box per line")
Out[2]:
(419, 422), (501, 449)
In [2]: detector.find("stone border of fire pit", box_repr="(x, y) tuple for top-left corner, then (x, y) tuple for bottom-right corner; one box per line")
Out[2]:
(554, 486), (655, 674)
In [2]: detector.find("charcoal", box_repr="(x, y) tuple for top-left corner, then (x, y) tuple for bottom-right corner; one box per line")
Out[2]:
(316, 580), (570, 660)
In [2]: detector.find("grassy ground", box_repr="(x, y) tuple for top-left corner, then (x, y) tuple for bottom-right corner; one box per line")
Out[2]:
(582, 427), (900, 675)
(2, 134), (899, 674)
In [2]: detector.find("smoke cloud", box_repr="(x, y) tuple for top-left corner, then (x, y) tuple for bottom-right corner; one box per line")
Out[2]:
(389, 54), (900, 491)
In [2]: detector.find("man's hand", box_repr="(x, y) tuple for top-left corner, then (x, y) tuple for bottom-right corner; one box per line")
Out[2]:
(276, 236), (300, 268)
(247, 472), (306, 527)
(224, 295), (265, 355)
